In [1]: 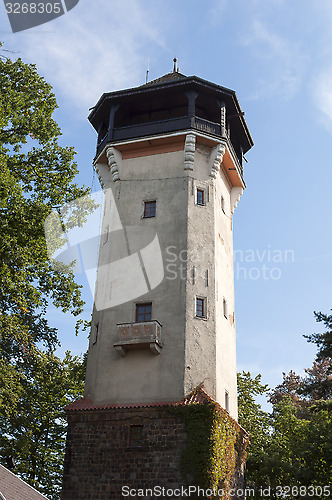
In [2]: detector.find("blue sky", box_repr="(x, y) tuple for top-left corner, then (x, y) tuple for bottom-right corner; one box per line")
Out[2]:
(1, 0), (332, 404)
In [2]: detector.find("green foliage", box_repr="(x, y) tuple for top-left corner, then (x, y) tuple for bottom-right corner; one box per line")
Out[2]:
(0, 43), (93, 363)
(237, 372), (270, 453)
(237, 312), (332, 499)
(304, 310), (332, 361)
(173, 398), (248, 499)
(237, 371), (271, 490)
(0, 349), (85, 500)
(0, 44), (92, 498)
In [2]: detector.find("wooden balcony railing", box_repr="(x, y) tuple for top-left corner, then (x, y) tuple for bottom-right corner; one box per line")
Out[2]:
(96, 115), (243, 179)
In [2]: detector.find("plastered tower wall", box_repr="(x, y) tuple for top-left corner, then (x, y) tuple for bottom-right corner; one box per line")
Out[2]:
(84, 136), (242, 420)
(83, 72), (253, 422)
(85, 148), (189, 405)
(61, 72), (254, 500)
(214, 161), (238, 419)
(183, 142), (239, 418)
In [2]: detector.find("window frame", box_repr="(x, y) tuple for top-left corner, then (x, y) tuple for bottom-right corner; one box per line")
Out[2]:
(223, 298), (228, 319)
(220, 195), (225, 214)
(128, 424), (144, 448)
(196, 188), (206, 207)
(135, 302), (152, 323)
(143, 200), (157, 218)
(225, 390), (230, 413)
(92, 323), (99, 345)
(195, 296), (207, 319)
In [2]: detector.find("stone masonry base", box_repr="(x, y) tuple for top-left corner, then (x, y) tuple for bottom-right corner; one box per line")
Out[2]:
(61, 402), (247, 500)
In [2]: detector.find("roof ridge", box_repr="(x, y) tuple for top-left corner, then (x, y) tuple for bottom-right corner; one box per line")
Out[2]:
(143, 71), (187, 87)
(0, 464), (49, 499)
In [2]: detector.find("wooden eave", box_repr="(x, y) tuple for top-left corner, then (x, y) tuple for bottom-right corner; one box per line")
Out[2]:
(88, 75), (253, 154)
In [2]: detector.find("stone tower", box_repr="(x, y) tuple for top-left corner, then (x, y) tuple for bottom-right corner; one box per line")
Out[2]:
(61, 66), (253, 500)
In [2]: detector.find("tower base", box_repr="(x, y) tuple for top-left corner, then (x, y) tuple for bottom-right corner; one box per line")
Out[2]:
(61, 388), (248, 500)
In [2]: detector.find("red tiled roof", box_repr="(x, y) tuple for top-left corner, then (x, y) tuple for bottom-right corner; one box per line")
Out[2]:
(65, 384), (213, 412)
(0, 465), (49, 500)
(65, 397), (178, 411)
(64, 385), (248, 435)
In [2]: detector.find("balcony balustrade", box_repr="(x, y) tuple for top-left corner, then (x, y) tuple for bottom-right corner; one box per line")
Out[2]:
(96, 115), (243, 178)
(114, 320), (162, 356)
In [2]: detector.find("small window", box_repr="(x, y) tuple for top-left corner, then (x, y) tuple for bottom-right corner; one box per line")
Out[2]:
(225, 391), (230, 413)
(102, 225), (109, 245)
(223, 298), (228, 319)
(136, 302), (152, 322)
(92, 323), (99, 345)
(143, 200), (156, 218)
(196, 188), (205, 206)
(221, 195), (225, 213)
(196, 297), (206, 318)
(129, 425), (143, 447)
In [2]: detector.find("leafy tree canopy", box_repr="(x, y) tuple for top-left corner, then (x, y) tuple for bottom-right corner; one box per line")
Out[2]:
(305, 310), (332, 364)
(0, 43), (93, 365)
(0, 45), (92, 498)
(0, 349), (85, 500)
(238, 310), (332, 498)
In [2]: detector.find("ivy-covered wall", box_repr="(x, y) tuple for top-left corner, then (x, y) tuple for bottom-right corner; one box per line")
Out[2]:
(174, 398), (248, 499)
(62, 392), (248, 500)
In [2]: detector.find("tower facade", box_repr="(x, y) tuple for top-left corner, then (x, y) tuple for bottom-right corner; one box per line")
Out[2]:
(84, 70), (252, 420)
(61, 69), (253, 500)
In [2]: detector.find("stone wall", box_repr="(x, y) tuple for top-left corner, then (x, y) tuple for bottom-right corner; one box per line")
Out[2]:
(61, 406), (186, 500)
(61, 402), (247, 500)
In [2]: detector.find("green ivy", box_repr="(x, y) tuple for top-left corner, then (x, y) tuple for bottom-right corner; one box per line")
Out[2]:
(172, 400), (248, 499)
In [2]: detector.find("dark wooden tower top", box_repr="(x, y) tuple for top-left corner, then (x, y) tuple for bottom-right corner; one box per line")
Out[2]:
(88, 70), (253, 178)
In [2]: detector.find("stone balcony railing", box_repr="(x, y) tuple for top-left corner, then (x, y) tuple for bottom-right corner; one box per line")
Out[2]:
(114, 320), (162, 356)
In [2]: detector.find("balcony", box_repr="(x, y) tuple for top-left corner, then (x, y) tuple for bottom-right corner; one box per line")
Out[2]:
(114, 320), (162, 356)
(96, 115), (243, 179)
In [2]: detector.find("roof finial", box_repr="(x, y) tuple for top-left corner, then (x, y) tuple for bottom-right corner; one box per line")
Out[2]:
(173, 57), (178, 73)
(146, 58), (150, 84)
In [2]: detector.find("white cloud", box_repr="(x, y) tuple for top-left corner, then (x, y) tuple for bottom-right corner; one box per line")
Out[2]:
(241, 19), (306, 100)
(3, 0), (166, 112)
(205, 0), (228, 26)
(313, 68), (332, 131)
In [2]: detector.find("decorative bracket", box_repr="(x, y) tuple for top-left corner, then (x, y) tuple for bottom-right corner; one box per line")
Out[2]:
(209, 143), (226, 178)
(94, 162), (111, 189)
(106, 146), (121, 182)
(184, 134), (196, 171)
(230, 187), (244, 214)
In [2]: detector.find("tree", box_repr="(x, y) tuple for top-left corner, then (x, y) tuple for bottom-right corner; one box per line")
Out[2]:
(237, 371), (270, 453)
(237, 371), (270, 490)
(301, 358), (332, 401)
(0, 349), (85, 499)
(247, 313), (332, 498)
(0, 43), (93, 350)
(0, 47), (92, 380)
(305, 310), (332, 361)
(238, 342), (332, 497)
(0, 45), (93, 496)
